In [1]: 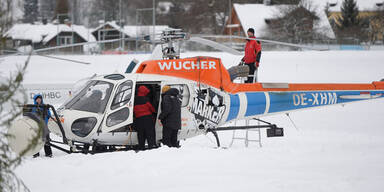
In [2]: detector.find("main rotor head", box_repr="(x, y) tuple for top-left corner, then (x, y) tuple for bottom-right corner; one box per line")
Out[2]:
(159, 28), (187, 60)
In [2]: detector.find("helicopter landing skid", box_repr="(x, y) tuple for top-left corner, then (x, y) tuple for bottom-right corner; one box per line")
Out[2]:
(48, 138), (156, 155)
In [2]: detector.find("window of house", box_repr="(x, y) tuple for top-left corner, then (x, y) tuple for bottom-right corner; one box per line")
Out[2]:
(58, 36), (73, 45)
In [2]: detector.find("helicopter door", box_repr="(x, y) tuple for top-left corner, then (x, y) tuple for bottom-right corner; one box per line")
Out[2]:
(156, 83), (191, 141)
(102, 80), (135, 133)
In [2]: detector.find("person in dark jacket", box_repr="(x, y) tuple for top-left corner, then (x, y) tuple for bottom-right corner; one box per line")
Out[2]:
(32, 94), (53, 158)
(134, 85), (156, 150)
(159, 87), (181, 147)
(242, 28), (262, 83)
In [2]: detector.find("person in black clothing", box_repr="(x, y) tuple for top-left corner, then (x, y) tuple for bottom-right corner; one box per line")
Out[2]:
(133, 85), (157, 150)
(159, 87), (181, 148)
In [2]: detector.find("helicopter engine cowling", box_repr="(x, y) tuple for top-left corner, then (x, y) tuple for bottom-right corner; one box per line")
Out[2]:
(7, 116), (45, 156)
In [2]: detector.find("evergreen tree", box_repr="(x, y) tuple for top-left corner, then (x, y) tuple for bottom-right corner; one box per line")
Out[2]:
(39, 0), (56, 22)
(23, 0), (39, 23)
(335, 0), (368, 41)
(339, 0), (360, 28)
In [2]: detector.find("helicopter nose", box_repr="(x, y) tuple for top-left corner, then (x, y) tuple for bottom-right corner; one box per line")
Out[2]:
(7, 116), (44, 156)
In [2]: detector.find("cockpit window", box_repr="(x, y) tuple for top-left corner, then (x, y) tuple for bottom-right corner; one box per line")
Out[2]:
(111, 80), (133, 110)
(65, 81), (114, 114)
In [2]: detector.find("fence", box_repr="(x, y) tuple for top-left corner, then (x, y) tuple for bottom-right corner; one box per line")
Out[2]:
(2, 36), (384, 56)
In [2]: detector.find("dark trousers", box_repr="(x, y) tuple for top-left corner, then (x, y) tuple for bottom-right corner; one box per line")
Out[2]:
(135, 115), (156, 150)
(33, 135), (52, 157)
(245, 62), (256, 83)
(162, 127), (179, 147)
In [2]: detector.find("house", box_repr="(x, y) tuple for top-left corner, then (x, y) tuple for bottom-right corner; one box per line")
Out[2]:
(224, 3), (336, 41)
(92, 21), (169, 52)
(325, 0), (384, 43)
(4, 23), (96, 53)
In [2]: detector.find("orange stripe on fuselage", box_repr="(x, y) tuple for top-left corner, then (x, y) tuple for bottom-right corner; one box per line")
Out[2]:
(137, 57), (384, 93)
(226, 82), (383, 94)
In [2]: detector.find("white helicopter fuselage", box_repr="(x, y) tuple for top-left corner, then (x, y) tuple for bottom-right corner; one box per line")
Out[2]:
(48, 73), (229, 146)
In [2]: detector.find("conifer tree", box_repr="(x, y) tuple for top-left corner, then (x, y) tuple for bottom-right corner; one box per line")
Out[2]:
(339, 0), (360, 29)
(335, 0), (368, 41)
(23, 0), (39, 23)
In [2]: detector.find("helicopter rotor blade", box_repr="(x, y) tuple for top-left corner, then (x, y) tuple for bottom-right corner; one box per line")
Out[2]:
(32, 37), (137, 53)
(188, 37), (243, 56)
(36, 54), (90, 65)
(195, 35), (329, 51)
(0, 49), (90, 65)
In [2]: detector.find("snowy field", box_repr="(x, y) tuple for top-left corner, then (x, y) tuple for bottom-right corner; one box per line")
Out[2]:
(1, 50), (384, 192)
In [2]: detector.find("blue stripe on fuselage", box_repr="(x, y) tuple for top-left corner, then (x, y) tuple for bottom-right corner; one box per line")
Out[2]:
(245, 92), (266, 117)
(227, 94), (240, 121)
(268, 90), (384, 113)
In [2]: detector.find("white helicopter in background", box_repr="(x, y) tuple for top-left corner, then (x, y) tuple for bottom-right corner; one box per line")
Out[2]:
(5, 29), (384, 156)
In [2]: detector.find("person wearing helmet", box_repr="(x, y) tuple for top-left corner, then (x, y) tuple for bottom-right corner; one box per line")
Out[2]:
(133, 85), (156, 150)
(242, 28), (262, 83)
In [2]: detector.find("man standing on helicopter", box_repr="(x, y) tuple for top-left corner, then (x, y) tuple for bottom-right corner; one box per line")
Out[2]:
(242, 28), (262, 83)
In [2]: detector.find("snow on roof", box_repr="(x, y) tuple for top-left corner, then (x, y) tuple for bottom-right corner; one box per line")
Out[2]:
(323, 0), (384, 12)
(92, 21), (169, 38)
(4, 23), (96, 44)
(233, 3), (336, 39)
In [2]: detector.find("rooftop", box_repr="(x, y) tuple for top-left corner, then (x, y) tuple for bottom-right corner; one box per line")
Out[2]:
(4, 23), (96, 44)
(92, 21), (169, 38)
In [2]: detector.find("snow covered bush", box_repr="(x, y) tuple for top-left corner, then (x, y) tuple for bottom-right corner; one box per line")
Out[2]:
(0, 55), (37, 192)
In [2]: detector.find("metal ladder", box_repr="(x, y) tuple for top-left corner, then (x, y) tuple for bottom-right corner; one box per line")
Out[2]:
(229, 70), (262, 148)
(229, 119), (262, 148)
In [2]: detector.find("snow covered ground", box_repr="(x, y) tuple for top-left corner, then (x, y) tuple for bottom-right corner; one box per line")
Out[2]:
(1, 50), (384, 192)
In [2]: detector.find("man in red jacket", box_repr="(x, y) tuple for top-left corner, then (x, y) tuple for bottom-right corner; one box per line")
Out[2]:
(134, 85), (156, 150)
(242, 28), (262, 83)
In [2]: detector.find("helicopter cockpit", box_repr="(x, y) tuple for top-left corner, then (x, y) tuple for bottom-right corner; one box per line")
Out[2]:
(51, 75), (136, 142)
(64, 80), (114, 114)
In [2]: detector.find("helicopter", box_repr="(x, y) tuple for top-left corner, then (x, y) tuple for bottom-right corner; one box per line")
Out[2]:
(6, 28), (384, 156)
